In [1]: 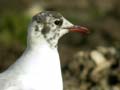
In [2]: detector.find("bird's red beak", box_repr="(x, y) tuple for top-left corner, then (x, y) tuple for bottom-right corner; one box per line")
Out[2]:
(65, 26), (89, 34)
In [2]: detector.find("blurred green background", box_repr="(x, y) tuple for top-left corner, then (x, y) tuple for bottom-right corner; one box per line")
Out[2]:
(0, 0), (120, 90)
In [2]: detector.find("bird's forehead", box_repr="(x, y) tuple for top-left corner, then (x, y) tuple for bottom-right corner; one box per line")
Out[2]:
(41, 11), (62, 19)
(32, 11), (62, 23)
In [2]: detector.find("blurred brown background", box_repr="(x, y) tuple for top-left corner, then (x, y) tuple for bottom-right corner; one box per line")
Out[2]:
(0, 0), (120, 90)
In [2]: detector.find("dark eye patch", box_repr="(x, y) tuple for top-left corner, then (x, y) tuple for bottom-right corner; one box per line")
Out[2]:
(41, 26), (50, 34)
(35, 25), (39, 31)
(54, 19), (63, 26)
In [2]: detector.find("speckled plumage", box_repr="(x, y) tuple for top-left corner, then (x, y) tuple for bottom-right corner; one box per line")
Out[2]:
(30, 11), (71, 48)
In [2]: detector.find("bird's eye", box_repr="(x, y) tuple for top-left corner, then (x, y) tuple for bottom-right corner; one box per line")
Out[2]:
(54, 19), (63, 26)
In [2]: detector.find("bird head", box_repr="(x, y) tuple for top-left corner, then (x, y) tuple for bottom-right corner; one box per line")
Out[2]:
(28, 11), (89, 48)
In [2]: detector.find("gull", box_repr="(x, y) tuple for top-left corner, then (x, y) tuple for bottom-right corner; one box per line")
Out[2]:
(0, 11), (89, 90)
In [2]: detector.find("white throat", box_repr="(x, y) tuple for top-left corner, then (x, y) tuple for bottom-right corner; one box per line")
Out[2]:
(7, 44), (63, 90)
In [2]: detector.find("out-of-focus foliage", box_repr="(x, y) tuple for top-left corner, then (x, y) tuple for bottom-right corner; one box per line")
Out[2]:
(0, 12), (30, 46)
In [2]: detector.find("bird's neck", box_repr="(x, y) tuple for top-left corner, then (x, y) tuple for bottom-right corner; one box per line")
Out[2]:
(7, 45), (63, 90)
(27, 35), (58, 49)
(9, 45), (60, 74)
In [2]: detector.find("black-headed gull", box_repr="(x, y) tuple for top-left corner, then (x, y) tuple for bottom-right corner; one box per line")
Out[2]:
(0, 11), (88, 90)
